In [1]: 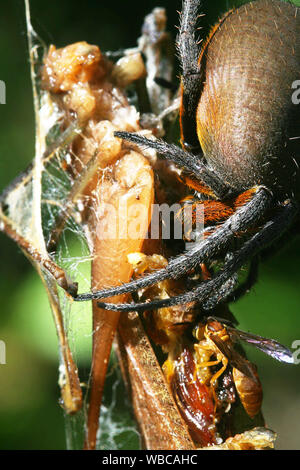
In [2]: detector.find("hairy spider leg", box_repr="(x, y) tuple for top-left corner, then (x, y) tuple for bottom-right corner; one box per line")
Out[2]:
(96, 200), (298, 312)
(74, 0), (299, 315)
(178, 0), (203, 153)
(114, 132), (230, 199)
(177, 191), (261, 309)
(74, 186), (272, 302)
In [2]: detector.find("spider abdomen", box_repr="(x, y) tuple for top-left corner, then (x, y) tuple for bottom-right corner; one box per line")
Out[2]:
(197, 0), (300, 197)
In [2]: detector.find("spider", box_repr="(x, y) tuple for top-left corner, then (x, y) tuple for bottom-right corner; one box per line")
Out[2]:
(74, 0), (300, 312)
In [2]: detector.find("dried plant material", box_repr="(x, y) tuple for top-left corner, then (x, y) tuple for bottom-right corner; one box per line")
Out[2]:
(112, 53), (147, 88)
(201, 427), (276, 450)
(116, 312), (195, 450)
(138, 7), (174, 115)
(84, 151), (154, 450)
(42, 42), (103, 93)
(0, 1), (83, 415)
(37, 3), (179, 450)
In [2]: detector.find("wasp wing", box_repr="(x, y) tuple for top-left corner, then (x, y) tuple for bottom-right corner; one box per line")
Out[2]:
(227, 328), (294, 364)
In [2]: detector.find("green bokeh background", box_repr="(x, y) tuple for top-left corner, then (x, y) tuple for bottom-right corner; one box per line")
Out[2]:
(0, 0), (299, 450)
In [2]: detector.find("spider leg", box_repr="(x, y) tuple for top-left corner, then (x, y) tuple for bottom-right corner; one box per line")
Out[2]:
(96, 199), (298, 312)
(177, 0), (204, 152)
(114, 131), (231, 199)
(74, 186), (271, 302)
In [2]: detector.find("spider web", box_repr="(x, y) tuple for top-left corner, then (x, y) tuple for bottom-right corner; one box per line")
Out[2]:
(0, 1), (129, 450)
(0, 0), (178, 450)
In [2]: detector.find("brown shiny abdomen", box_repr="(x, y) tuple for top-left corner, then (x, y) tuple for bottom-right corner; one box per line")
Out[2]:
(232, 367), (263, 418)
(197, 0), (300, 197)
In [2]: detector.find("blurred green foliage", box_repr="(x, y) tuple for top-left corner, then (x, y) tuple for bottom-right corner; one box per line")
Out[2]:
(0, 0), (299, 450)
